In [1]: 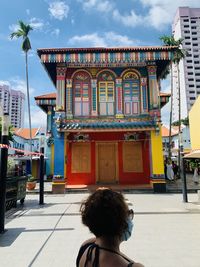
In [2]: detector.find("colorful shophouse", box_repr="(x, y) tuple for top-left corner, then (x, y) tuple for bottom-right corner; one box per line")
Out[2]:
(36, 46), (175, 191)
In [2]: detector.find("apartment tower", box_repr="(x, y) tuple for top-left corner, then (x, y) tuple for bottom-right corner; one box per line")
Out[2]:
(172, 7), (200, 121)
(0, 84), (25, 128)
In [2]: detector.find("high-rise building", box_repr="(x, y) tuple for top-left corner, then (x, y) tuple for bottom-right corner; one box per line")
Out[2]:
(0, 84), (25, 128)
(172, 7), (200, 121)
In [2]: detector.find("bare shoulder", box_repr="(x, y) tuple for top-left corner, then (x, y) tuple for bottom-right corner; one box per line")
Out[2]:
(81, 237), (96, 247)
(134, 263), (144, 267)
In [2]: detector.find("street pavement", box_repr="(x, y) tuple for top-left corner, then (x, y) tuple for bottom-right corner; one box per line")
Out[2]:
(1, 192), (200, 267)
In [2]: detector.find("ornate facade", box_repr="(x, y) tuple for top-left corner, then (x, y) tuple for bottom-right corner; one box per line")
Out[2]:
(36, 46), (175, 190)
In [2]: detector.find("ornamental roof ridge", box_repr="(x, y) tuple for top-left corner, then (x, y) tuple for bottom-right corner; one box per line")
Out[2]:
(37, 46), (177, 55)
(35, 92), (56, 99)
(62, 117), (152, 124)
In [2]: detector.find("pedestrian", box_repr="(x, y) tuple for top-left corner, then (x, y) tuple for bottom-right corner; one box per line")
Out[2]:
(172, 161), (178, 179)
(193, 166), (199, 184)
(164, 159), (167, 180)
(166, 160), (174, 181)
(76, 188), (144, 267)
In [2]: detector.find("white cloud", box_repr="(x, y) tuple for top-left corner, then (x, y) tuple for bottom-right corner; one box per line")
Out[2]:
(29, 17), (44, 31)
(113, 9), (143, 27)
(68, 32), (139, 47)
(9, 24), (20, 33)
(79, 0), (114, 13)
(104, 32), (139, 46)
(51, 28), (60, 37)
(160, 76), (171, 125)
(48, 1), (69, 20)
(0, 80), (10, 86)
(113, 0), (200, 30)
(68, 33), (106, 47)
(140, 0), (200, 29)
(24, 106), (47, 128)
(9, 18), (44, 37)
(0, 77), (35, 96)
(161, 101), (170, 126)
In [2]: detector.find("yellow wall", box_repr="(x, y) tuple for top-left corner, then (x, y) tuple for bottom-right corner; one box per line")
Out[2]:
(32, 161), (38, 179)
(150, 126), (164, 175)
(189, 96), (200, 150)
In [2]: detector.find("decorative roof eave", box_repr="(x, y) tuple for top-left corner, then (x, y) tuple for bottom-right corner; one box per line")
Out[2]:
(37, 46), (176, 87)
(56, 120), (156, 133)
(160, 92), (171, 108)
(58, 127), (155, 133)
(38, 49), (175, 64)
(35, 93), (56, 99)
(35, 93), (56, 113)
(37, 46), (177, 54)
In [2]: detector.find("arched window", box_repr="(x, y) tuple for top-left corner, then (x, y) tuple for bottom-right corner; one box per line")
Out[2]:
(73, 71), (91, 116)
(98, 71), (115, 116)
(123, 72), (140, 116)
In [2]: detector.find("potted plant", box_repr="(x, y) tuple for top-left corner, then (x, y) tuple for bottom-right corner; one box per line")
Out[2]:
(52, 174), (65, 194)
(53, 174), (64, 182)
(26, 174), (37, 190)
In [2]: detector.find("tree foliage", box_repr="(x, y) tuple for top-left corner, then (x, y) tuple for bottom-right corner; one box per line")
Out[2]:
(10, 20), (33, 52)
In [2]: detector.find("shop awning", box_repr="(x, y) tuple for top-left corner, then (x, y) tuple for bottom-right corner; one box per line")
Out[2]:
(184, 150), (200, 159)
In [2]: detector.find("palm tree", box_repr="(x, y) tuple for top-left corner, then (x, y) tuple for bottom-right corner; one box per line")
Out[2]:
(10, 21), (33, 173)
(160, 35), (186, 176)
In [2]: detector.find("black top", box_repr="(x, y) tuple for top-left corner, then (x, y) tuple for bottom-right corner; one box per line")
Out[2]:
(76, 242), (134, 267)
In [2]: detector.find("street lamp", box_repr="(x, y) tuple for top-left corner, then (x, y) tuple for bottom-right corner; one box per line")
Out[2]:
(0, 113), (10, 233)
(180, 143), (188, 202)
(39, 136), (45, 205)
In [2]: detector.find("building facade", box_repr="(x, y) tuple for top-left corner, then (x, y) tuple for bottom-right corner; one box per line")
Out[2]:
(189, 95), (200, 150)
(9, 127), (46, 178)
(162, 125), (191, 158)
(172, 7), (200, 121)
(36, 46), (175, 189)
(0, 84), (25, 127)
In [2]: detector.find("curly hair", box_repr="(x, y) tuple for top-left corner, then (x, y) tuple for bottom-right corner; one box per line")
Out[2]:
(80, 188), (128, 238)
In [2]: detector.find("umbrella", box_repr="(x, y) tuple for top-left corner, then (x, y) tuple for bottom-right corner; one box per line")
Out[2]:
(183, 150), (200, 159)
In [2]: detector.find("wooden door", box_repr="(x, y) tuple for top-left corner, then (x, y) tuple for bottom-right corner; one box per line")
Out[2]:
(71, 143), (91, 173)
(97, 143), (117, 183)
(123, 142), (143, 172)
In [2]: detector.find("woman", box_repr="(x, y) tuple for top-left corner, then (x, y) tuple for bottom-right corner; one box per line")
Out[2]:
(166, 160), (174, 181)
(76, 188), (144, 267)
(193, 166), (199, 184)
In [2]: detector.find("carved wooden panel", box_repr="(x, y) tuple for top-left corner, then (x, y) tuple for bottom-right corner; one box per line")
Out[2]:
(123, 142), (143, 172)
(72, 143), (91, 173)
(97, 143), (117, 183)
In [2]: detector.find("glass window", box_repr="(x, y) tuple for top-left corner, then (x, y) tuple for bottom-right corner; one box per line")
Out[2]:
(73, 72), (90, 116)
(99, 81), (114, 116)
(123, 72), (140, 116)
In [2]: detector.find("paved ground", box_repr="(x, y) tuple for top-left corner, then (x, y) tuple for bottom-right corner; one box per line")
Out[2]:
(1, 192), (200, 267)
(27, 173), (200, 194)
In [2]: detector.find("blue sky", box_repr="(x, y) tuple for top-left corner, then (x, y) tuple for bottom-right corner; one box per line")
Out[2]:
(0, 0), (199, 127)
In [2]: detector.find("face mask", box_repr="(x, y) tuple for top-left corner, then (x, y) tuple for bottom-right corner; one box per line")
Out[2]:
(121, 218), (134, 241)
